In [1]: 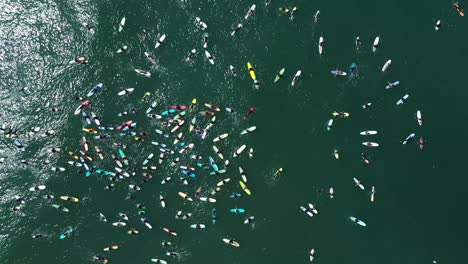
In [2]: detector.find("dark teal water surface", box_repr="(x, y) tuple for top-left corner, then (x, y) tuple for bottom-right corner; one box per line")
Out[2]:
(1, 0), (467, 263)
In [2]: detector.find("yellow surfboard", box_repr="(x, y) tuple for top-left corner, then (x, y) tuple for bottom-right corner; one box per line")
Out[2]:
(247, 62), (256, 80)
(60, 196), (79, 202)
(239, 181), (252, 195)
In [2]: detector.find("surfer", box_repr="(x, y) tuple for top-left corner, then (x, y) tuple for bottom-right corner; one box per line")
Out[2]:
(231, 24), (243, 36)
(361, 153), (370, 164)
(290, 7), (297, 20)
(244, 216), (255, 224)
(419, 137), (425, 150)
(32, 234), (46, 239)
(83, 22), (95, 34)
(244, 107), (255, 118)
(93, 256), (109, 263)
(274, 167), (283, 176)
(362, 102), (372, 109)
(355, 36), (361, 50)
(203, 33), (208, 48)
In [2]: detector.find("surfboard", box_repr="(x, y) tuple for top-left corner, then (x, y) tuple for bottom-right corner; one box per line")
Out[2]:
(319, 36), (324, 54)
(151, 259), (168, 264)
(326, 119), (333, 131)
(217, 178), (231, 186)
(274, 68), (285, 83)
(382, 59), (391, 72)
(118, 17), (126, 32)
(163, 228), (177, 236)
(402, 133), (415, 144)
(245, 4), (256, 19)
(204, 103), (220, 111)
(29, 185), (46, 191)
(178, 192), (193, 201)
(360, 131), (378, 135)
(396, 94), (409, 105)
(240, 126), (256, 135)
(308, 203), (318, 214)
(205, 50), (214, 64)
(417, 110), (422, 126)
(353, 178), (365, 190)
(87, 83), (103, 97)
(233, 145), (247, 157)
(118, 88), (134, 96)
(247, 62), (256, 80)
(350, 216), (367, 227)
(362, 142), (379, 147)
(331, 70), (347, 76)
(155, 34), (166, 49)
(230, 208), (246, 213)
(223, 238), (240, 247)
(239, 181), (251, 195)
(291, 70), (301, 86)
(52, 204), (69, 212)
(373, 36), (380, 52)
(385, 81), (400, 89)
(60, 196), (79, 202)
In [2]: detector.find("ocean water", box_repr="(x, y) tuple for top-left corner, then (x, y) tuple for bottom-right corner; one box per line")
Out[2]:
(1, 0), (468, 263)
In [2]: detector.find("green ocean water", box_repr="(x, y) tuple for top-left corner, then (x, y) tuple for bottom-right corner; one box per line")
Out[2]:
(1, 0), (468, 263)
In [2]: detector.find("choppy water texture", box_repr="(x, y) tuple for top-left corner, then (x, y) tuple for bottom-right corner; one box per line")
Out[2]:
(1, 0), (468, 263)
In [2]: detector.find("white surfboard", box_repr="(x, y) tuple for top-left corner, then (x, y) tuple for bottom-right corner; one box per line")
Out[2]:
(417, 110), (422, 126)
(217, 178), (231, 186)
(118, 88), (134, 96)
(233, 145), (246, 157)
(319, 36), (324, 54)
(373, 36), (380, 52)
(29, 185), (46, 191)
(195, 17), (207, 30)
(155, 34), (166, 49)
(308, 203), (319, 214)
(151, 259), (168, 264)
(239, 166), (247, 182)
(382, 59), (391, 72)
(353, 177), (365, 190)
(119, 17), (126, 32)
(190, 224), (206, 229)
(240, 126), (256, 135)
(300, 206), (314, 217)
(435, 20), (441, 31)
(291, 70), (301, 86)
(244, 4), (256, 19)
(310, 249), (315, 262)
(112, 221), (126, 227)
(178, 192), (193, 201)
(360, 130), (378, 135)
(362, 142), (379, 147)
(205, 50), (214, 64)
(223, 238), (240, 247)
